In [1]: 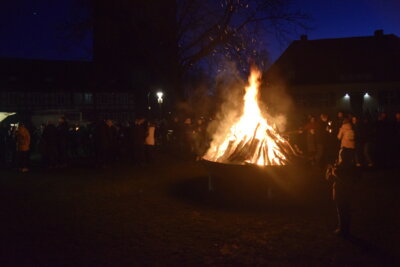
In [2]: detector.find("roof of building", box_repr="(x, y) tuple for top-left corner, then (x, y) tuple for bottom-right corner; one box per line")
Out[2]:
(266, 30), (400, 86)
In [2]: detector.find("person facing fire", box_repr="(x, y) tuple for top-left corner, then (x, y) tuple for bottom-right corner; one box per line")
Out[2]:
(57, 116), (69, 167)
(337, 118), (355, 161)
(303, 116), (318, 165)
(333, 111), (345, 154)
(325, 117), (360, 237)
(0, 122), (7, 167)
(16, 123), (31, 172)
(395, 112), (400, 164)
(351, 116), (363, 167)
(41, 121), (58, 168)
(133, 117), (147, 165)
(326, 143), (360, 238)
(144, 120), (156, 163)
(316, 113), (332, 167)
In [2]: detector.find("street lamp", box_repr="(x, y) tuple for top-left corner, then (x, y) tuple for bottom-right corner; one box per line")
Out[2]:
(156, 91), (164, 118)
(156, 91), (164, 104)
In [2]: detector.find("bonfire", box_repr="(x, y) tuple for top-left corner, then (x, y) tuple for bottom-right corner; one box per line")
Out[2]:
(203, 68), (296, 166)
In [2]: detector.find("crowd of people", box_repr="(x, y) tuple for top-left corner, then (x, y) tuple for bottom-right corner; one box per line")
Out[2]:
(1, 111), (400, 173)
(0, 115), (209, 172)
(290, 111), (400, 169)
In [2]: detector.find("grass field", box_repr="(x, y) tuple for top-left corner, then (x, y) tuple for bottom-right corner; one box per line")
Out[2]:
(0, 155), (399, 266)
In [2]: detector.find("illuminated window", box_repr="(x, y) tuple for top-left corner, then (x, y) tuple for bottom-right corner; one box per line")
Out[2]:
(84, 93), (93, 104)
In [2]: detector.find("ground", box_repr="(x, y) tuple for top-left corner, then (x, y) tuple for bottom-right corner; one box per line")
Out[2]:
(0, 154), (399, 266)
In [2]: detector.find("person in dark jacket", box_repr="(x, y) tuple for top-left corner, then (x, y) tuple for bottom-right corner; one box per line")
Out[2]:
(132, 118), (147, 165)
(182, 117), (195, 159)
(375, 112), (394, 167)
(351, 116), (364, 166)
(332, 111), (345, 155)
(362, 117), (375, 167)
(42, 122), (58, 168)
(326, 146), (361, 237)
(105, 119), (118, 160)
(57, 117), (69, 167)
(0, 123), (7, 167)
(303, 116), (318, 165)
(315, 113), (332, 167)
(168, 116), (183, 155)
(395, 112), (400, 164)
(193, 117), (207, 161)
(93, 120), (117, 167)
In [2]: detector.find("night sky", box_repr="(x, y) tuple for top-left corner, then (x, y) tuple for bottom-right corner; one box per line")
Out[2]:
(1, 0), (399, 63)
(0, 0), (91, 61)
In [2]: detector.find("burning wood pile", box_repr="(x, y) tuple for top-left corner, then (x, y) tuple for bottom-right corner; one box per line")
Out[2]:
(203, 68), (296, 166)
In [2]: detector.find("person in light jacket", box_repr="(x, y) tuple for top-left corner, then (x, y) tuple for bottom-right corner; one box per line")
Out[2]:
(145, 120), (156, 163)
(337, 118), (355, 165)
(16, 123), (31, 172)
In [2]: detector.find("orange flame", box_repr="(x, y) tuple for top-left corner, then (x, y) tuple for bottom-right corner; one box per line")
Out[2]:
(204, 68), (294, 166)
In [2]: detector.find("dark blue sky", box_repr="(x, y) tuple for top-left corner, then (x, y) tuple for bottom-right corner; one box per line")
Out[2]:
(268, 0), (400, 62)
(1, 0), (399, 62)
(0, 0), (91, 61)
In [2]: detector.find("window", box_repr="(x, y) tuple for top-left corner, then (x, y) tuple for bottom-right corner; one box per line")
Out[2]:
(84, 93), (93, 104)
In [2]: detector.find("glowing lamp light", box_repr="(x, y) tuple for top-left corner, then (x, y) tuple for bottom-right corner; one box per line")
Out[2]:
(157, 91), (164, 104)
(344, 93), (350, 99)
(364, 92), (370, 98)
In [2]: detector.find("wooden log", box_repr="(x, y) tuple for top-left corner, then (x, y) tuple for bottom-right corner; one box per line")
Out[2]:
(217, 140), (235, 163)
(243, 139), (260, 162)
(227, 138), (248, 163)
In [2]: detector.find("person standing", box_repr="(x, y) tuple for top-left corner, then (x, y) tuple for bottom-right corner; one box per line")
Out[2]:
(0, 123), (7, 167)
(394, 112), (400, 165)
(16, 123), (31, 172)
(145, 120), (156, 163)
(326, 146), (360, 237)
(133, 118), (147, 165)
(193, 117), (207, 161)
(168, 116), (183, 154)
(333, 111), (345, 155)
(351, 116), (364, 166)
(337, 118), (355, 164)
(182, 117), (195, 159)
(105, 119), (118, 161)
(315, 113), (331, 167)
(375, 112), (393, 167)
(303, 116), (318, 165)
(41, 122), (58, 168)
(57, 117), (69, 167)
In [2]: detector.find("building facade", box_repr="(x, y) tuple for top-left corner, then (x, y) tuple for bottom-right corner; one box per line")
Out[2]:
(0, 58), (136, 123)
(265, 30), (400, 117)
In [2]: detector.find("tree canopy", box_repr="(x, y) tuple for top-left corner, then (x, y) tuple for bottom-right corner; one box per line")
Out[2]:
(65, 0), (308, 98)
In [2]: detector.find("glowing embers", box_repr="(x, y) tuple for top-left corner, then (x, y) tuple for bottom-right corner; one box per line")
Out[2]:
(203, 68), (296, 166)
